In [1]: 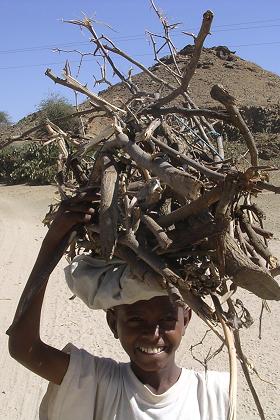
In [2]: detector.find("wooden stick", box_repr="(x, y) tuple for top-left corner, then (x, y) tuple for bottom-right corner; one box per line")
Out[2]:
(115, 245), (167, 289)
(74, 125), (115, 157)
(256, 181), (280, 194)
(45, 69), (126, 115)
(99, 155), (119, 260)
(114, 131), (202, 199)
(141, 214), (172, 249)
(157, 10), (214, 105)
(159, 219), (229, 255)
(238, 211), (275, 265)
(222, 233), (280, 300)
(148, 106), (230, 122)
(233, 329), (265, 420)
(218, 315), (237, 420)
(152, 136), (225, 182)
(244, 239), (264, 267)
(270, 266), (280, 278)
(251, 224), (273, 239)
(158, 185), (222, 227)
(210, 84), (258, 166)
(0, 108), (102, 150)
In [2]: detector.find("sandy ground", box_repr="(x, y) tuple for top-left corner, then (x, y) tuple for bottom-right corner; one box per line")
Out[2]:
(0, 184), (279, 420)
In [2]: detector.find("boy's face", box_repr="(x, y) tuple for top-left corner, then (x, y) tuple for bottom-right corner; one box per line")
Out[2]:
(107, 296), (191, 375)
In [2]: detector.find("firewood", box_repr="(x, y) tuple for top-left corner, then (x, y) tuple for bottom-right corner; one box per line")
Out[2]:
(4, 7), (280, 418)
(99, 155), (119, 260)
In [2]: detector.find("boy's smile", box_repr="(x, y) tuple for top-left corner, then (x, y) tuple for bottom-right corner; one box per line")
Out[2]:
(107, 295), (191, 393)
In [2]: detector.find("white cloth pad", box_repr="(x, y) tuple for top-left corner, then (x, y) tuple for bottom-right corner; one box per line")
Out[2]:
(64, 255), (168, 310)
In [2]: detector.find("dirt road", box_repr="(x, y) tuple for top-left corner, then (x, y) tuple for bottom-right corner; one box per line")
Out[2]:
(0, 184), (279, 419)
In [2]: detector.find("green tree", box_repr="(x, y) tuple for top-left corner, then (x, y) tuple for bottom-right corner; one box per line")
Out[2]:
(37, 93), (80, 133)
(0, 111), (11, 126)
(0, 142), (58, 185)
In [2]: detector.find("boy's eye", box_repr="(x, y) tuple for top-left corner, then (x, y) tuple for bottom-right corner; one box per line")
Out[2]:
(127, 317), (143, 323)
(162, 318), (176, 324)
(163, 315), (177, 322)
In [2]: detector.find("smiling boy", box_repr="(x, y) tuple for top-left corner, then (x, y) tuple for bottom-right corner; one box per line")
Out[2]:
(107, 296), (187, 393)
(7, 193), (229, 420)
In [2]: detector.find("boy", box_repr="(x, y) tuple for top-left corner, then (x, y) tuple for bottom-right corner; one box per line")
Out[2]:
(7, 192), (229, 419)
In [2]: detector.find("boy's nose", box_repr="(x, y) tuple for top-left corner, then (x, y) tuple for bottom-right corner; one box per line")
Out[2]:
(142, 324), (160, 339)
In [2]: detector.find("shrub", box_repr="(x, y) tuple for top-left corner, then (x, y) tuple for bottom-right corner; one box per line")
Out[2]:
(37, 93), (80, 133)
(0, 142), (58, 184)
(0, 111), (11, 126)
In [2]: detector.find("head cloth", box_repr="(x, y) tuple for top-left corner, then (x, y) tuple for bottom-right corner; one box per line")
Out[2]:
(64, 255), (168, 310)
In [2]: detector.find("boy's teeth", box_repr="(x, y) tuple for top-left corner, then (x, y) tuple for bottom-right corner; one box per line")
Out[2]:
(138, 346), (164, 354)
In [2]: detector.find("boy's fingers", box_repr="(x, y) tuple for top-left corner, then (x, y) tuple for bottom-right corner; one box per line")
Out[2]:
(54, 205), (95, 226)
(81, 213), (92, 224)
(62, 191), (101, 206)
(64, 212), (93, 225)
(59, 200), (96, 215)
(75, 192), (101, 202)
(65, 204), (95, 214)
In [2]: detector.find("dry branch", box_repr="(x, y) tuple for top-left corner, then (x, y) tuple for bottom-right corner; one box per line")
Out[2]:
(141, 214), (172, 249)
(256, 181), (280, 194)
(157, 10), (214, 105)
(45, 69), (126, 115)
(223, 233), (280, 300)
(238, 211), (276, 266)
(118, 230), (214, 320)
(217, 315), (237, 420)
(210, 84), (258, 166)
(159, 185), (222, 227)
(148, 106), (230, 122)
(99, 155), (119, 260)
(114, 131), (202, 200)
(233, 329), (265, 420)
(151, 136), (225, 182)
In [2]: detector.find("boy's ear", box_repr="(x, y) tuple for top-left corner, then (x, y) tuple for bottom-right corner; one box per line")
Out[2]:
(106, 309), (119, 339)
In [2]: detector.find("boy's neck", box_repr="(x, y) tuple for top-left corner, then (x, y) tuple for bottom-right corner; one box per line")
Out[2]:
(130, 361), (182, 395)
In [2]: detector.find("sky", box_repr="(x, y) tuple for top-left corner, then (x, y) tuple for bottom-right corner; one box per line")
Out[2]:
(1, 0), (280, 123)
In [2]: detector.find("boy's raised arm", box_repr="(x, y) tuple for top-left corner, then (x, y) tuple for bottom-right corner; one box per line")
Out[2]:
(7, 192), (98, 385)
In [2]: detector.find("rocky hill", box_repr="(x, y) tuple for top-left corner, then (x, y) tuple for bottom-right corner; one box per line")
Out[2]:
(1, 46), (280, 164)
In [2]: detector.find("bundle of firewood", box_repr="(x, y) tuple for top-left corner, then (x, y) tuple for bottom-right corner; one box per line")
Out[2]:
(43, 106), (280, 313)
(4, 5), (280, 418)
(40, 10), (280, 311)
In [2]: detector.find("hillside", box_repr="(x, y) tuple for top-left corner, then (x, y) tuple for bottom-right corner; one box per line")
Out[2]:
(99, 46), (280, 110)
(1, 46), (280, 164)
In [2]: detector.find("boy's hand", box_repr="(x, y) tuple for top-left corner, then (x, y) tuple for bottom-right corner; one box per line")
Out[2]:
(45, 190), (100, 246)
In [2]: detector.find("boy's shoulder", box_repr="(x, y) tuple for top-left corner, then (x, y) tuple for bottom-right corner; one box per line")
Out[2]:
(40, 343), (126, 419)
(62, 343), (125, 376)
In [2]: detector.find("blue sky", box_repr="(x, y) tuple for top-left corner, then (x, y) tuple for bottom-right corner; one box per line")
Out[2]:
(1, 0), (280, 123)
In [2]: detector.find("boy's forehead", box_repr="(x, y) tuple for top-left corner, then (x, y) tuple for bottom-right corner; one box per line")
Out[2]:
(116, 296), (178, 313)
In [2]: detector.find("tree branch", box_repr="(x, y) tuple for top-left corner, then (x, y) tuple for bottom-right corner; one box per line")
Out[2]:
(210, 84), (258, 167)
(156, 10), (214, 106)
(45, 68), (126, 115)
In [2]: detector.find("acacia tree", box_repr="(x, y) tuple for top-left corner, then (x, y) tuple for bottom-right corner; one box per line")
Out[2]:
(37, 93), (80, 133)
(0, 111), (11, 126)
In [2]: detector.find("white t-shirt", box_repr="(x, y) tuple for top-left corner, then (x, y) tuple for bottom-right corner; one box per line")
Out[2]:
(39, 344), (229, 420)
